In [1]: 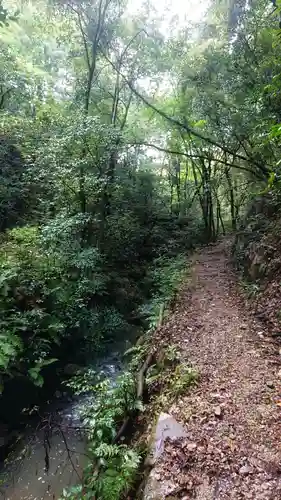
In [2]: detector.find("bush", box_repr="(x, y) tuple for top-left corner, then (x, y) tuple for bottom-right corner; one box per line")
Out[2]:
(139, 254), (187, 328)
(0, 222), (128, 386)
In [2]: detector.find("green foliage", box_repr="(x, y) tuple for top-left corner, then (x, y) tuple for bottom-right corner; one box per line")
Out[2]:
(149, 361), (198, 412)
(0, 2), (19, 26)
(28, 357), (57, 387)
(62, 369), (143, 500)
(239, 280), (260, 298)
(0, 0), (213, 394)
(86, 446), (141, 500)
(2, 0), (276, 449)
(0, 223), (128, 384)
(0, 332), (22, 374)
(140, 254), (187, 328)
(124, 342), (150, 371)
(169, 363), (198, 397)
(0, 138), (27, 231)
(146, 344), (198, 401)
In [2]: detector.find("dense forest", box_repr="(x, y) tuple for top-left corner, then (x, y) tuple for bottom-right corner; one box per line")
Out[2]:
(1, 0), (281, 496)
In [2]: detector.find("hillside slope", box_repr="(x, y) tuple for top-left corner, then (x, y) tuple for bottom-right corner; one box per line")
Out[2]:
(234, 193), (281, 334)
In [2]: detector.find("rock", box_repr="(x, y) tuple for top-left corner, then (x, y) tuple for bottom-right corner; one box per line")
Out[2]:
(144, 456), (156, 468)
(214, 405), (223, 418)
(143, 471), (175, 500)
(266, 381), (275, 388)
(152, 412), (187, 460)
(239, 465), (254, 475)
(277, 369), (281, 378)
(143, 413), (187, 499)
(186, 442), (197, 452)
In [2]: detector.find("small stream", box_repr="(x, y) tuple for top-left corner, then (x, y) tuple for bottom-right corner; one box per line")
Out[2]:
(0, 353), (124, 500)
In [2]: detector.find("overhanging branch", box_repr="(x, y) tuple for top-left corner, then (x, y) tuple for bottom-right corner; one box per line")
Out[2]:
(130, 141), (264, 178)
(102, 52), (269, 178)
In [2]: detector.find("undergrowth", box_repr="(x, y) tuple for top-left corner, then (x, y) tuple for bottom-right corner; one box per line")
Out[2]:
(146, 345), (198, 409)
(62, 370), (144, 500)
(60, 255), (190, 500)
(61, 344), (197, 500)
(239, 279), (260, 299)
(139, 254), (188, 329)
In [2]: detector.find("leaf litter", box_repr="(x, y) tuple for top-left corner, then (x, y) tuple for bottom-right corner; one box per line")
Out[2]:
(149, 240), (281, 499)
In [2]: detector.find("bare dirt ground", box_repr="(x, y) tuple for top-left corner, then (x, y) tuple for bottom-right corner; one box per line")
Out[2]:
(152, 240), (281, 499)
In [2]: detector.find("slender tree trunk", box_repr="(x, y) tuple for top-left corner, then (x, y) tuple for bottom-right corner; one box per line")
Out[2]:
(225, 167), (236, 230)
(200, 159), (215, 241)
(183, 162), (188, 213)
(215, 193), (225, 236)
(191, 161), (208, 230)
(207, 189), (215, 240)
(170, 183), (174, 214)
(175, 178), (180, 217)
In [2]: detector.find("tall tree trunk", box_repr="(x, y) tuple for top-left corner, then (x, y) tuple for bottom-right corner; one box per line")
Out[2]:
(170, 182), (174, 214)
(183, 162), (188, 213)
(191, 160), (208, 230)
(215, 193), (225, 236)
(200, 159), (214, 241)
(225, 167), (236, 230)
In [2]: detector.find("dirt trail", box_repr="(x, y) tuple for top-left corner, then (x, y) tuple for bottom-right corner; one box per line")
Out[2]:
(154, 241), (281, 499)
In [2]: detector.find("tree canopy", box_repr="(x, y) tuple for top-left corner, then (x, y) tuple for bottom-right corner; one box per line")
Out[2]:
(0, 0), (280, 389)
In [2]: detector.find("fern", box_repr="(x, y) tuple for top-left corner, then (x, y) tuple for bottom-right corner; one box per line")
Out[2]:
(61, 369), (143, 500)
(0, 332), (23, 377)
(92, 447), (141, 500)
(94, 443), (120, 459)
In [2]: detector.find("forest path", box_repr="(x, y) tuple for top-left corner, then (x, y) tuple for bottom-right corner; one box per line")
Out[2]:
(154, 240), (281, 499)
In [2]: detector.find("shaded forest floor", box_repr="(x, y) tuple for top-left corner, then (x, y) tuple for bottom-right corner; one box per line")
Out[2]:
(151, 240), (281, 499)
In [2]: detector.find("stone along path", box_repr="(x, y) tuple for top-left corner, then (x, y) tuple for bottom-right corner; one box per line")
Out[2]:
(150, 241), (281, 499)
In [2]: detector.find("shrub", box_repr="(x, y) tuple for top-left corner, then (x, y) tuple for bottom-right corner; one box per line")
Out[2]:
(62, 370), (143, 500)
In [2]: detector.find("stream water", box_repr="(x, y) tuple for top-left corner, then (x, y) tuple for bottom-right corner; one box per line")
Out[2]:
(0, 354), (123, 500)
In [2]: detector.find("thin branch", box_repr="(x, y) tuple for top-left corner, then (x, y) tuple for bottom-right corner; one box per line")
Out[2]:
(120, 91), (133, 130)
(60, 428), (82, 482)
(130, 141), (264, 178)
(77, 12), (91, 71)
(119, 29), (148, 63)
(102, 53), (269, 177)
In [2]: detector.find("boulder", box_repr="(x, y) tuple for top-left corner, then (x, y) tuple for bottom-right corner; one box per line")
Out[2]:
(143, 413), (187, 500)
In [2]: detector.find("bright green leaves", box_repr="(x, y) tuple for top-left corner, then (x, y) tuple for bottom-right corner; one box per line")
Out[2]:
(0, 333), (23, 381)
(139, 254), (187, 329)
(28, 358), (57, 387)
(269, 123), (281, 139)
(63, 369), (142, 500)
